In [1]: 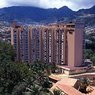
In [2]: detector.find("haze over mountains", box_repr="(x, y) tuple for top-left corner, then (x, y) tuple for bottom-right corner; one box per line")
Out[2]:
(0, 5), (95, 25)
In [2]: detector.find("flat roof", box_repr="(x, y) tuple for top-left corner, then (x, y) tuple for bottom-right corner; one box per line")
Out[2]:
(51, 78), (83, 95)
(57, 84), (83, 95)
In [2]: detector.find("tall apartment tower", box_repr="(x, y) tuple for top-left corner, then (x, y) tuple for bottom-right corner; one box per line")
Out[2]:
(11, 22), (84, 69)
(11, 25), (29, 62)
(66, 23), (84, 67)
(40, 23), (84, 67)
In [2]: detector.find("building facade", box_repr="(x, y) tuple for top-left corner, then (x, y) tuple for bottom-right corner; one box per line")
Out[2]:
(11, 22), (85, 68)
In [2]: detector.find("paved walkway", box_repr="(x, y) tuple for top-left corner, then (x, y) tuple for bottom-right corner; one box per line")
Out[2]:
(50, 72), (95, 81)
(69, 72), (95, 78)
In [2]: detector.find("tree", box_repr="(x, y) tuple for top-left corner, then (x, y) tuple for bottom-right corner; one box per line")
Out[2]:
(79, 78), (91, 93)
(84, 49), (93, 59)
(84, 49), (95, 65)
(0, 41), (15, 63)
(53, 89), (62, 95)
(90, 54), (95, 65)
(0, 61), (32, 95)
(0, 42), (53, 95)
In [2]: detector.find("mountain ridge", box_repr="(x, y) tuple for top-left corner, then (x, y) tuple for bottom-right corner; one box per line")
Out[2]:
(0, 5), (95, 25)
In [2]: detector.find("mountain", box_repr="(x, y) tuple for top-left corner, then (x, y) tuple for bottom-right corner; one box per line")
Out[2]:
(0, 6), (75, 23)
(76, 5), (95, 26)
(0, 5), (95, 25)
(77, 5), (95, 15)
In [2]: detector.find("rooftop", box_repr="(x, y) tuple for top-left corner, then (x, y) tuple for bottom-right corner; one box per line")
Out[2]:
(50, 77), (95, 95)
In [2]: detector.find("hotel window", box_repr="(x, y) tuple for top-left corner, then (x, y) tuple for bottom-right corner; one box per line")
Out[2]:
(62, 32), (64, 41)
(61, 54), (64, 59)
(61, 43), (64, 49)
(44, 57), (46, 61)
(56, 32), (58, 40)
(49, 58), (51, 63)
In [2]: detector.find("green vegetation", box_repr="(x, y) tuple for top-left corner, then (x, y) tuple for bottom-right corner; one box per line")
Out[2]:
(53, 89), (62, 95)
(85, 50), (95, 66)
(0, 41), (15, 62)
(0, 41), (55, 95)
(84, 49), (95, 65)
(78, 78), (91, 93)
(85, 33), (95, 65)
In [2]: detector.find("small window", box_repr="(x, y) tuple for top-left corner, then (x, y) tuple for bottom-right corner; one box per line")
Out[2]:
(69, 31), (73, 34)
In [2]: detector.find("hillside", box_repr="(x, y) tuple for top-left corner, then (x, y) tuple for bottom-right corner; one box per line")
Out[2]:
(0, 6), (95, 25)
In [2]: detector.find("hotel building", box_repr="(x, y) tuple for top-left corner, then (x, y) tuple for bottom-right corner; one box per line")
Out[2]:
(11, 22), (85, 74)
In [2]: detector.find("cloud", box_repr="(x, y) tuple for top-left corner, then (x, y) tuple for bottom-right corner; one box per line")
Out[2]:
(68, 0), (95, 10)
(0, 0), (8, 8)
(0, 0), (95, 10)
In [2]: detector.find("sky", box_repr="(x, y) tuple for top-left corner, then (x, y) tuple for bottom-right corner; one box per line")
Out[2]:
(0, 0), (95, 11)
